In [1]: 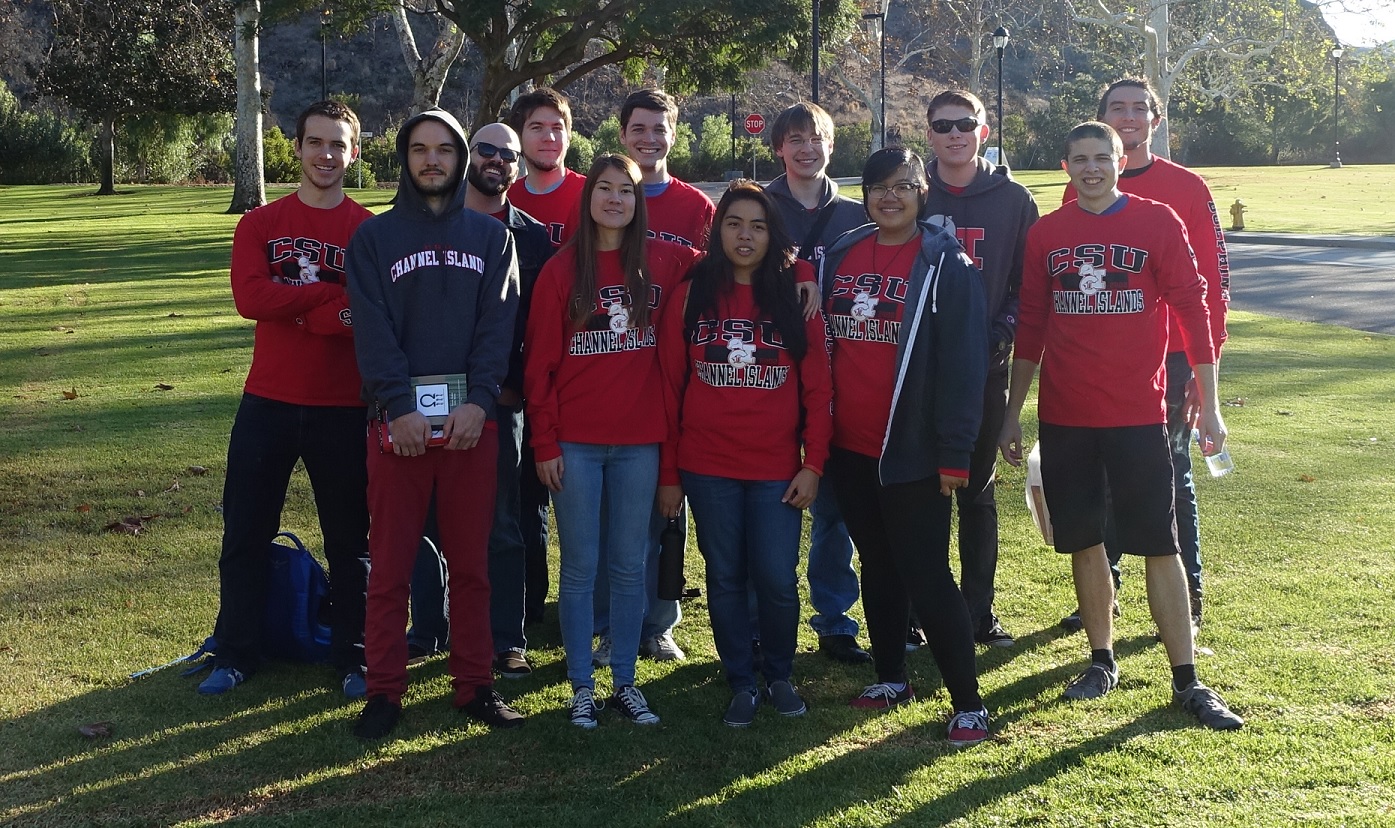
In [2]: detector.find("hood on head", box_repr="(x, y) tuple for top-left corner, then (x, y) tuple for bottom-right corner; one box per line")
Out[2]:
(395, 107), (469, 216)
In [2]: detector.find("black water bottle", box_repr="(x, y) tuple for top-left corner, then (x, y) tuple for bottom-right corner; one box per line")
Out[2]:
(657, 517), (686, 601)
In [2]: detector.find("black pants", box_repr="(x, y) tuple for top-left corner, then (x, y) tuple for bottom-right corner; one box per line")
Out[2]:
(956, 367), (1008, 627)
(519, 419), (551, 622)
(214, 393), (369, 677)
(830, 447), (983, 713)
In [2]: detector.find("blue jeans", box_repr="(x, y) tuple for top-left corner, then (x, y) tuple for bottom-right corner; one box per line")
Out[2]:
(408, 404), (527, 655)
(683, 472), (801, 692)
(552, 442), (659, 690)
(594, 502), (684, 641)
(1104, 351), (1203, 599)
(805, 482), (860, 637)
(214, 393), (369, 677)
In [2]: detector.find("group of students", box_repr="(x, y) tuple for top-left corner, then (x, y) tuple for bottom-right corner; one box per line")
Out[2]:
(205, 76), (1242, 747)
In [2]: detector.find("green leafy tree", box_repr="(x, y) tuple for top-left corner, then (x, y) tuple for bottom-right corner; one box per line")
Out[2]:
(38, 0), (235, 194)
(436, 0), (856, 128)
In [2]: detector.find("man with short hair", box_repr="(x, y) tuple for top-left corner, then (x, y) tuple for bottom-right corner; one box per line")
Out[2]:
(1058, 78), (1231, 633)
(764, 101), (871, 665)
(999, 121), (1243, 731)
(923, 89), (1039, 649)
(200, 100), (371, 699)
(508, 87), (586, 249)
(619, 88), (716, 248)
(346, 108), (523, 739)
(407, 122), (554, 679)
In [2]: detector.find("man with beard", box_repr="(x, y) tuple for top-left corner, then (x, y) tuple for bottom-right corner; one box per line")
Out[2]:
(408, 122), (554, 679)
(346, 108), (522, 739)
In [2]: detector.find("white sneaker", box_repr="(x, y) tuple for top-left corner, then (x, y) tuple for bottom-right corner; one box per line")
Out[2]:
(591, 636), (612, 668)
(569, 687), (602, 730)
(640, 631), (685, 661)
(611, 684), (660, 725)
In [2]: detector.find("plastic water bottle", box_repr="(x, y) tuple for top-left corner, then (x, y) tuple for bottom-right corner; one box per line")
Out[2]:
(1192, 429), (1235, 478)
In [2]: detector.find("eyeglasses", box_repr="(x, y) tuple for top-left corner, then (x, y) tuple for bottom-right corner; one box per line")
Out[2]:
(930, 117), (982, 134)
(866, 182), (922, 199)
(472, 142), (519, 162)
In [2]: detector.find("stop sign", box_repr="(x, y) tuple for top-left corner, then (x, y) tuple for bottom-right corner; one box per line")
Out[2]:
(744, 113), (765, 135)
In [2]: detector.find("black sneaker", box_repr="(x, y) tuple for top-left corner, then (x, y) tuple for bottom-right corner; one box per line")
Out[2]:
(459, 685), (525, 729)
(493, 650), (533, 679)
(765, 680), (808, 717)
(723, 689), (759, 727)
(1174, 680), (1243, 730)
(975, 616), (1016, 648)
(610, 684), (660, 725)
(905, 623), (928, 652)
(353, 694), (401, 739)
(1060, 601), (1121, 633)
(1063, 662), (1120, 701)
(818, 634), (872, 665)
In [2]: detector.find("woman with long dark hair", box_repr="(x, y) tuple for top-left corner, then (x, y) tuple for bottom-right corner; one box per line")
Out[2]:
(657, 181), (832, 727)
(820, 147), (992, 747)
(524, 154), (699, 729)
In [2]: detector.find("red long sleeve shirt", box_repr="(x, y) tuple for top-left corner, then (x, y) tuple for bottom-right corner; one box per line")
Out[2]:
(1017, 197), (1215, 428)
(659, 260), (832, 485)
(1063, 157), (1229, 356)
(524, 239), (700, 461)
(508, 170), (586, 248)
(645, 178), (716, 249)
(229, 192), (372, 407)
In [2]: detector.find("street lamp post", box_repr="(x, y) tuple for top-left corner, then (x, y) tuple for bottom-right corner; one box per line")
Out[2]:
(993, 26), (1009, 167)
(1331, 45), (1344, 169)
(320, 8), (332, 101)
(863, 1), (888, 150)
(812, 0), (821, 103)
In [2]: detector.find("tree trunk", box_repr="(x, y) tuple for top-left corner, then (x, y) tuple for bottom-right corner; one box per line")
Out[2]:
(97, 117), (116, 195)
(391, 2), (466, 116)
(1145, 0), (1172, 159)
(228, 0), (265, 214)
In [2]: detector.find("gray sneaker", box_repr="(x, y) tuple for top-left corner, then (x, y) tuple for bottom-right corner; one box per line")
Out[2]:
(1063, 662), (1120, 700)
(640, 631), (686, 661)
(1174, 681), (1244, 730)
(765, 680), (808, 717)
(723, 689), (759, 727)
(591, 636), (612, 668)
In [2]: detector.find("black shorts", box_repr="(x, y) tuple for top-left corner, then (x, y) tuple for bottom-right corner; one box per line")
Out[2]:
(1038, 422), (1178, 557)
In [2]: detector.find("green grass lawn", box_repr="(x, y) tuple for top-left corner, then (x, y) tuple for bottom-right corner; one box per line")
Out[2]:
(842, 163), (1395, 236)
(2, 184), (1394, 826)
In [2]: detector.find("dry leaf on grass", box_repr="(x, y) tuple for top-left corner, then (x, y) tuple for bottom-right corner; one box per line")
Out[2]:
(1298, 474), (1317, 483)
(61, 388), (79, 400)
(103, 515), (159, 535)
(187, 465), (208, 475)
(1277, 410), (1293, 416)
(166, 313), (184, 318)
(78, 722), (113, 739)
(1224, 397), (1245, 407)
(165, 481), (181, 493)
(154, 383), (174, 391)
(136, 489), (146, 497)
(75, 503), (92, 513)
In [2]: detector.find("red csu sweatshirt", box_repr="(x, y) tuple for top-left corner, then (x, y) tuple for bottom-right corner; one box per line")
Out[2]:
(1016, 197), (1216, 428)
(229, 192), (373, 407)
(826, 234), (920, 460)
(645, 177), (716, 249)
(524, 239), (701, 462)
(659, 260), (833, 486)
(508, 169), (586, 248)
(1063, 156), (1229, 356)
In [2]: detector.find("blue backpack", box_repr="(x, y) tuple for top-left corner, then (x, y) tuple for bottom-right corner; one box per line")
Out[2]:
(130, 532), (333, 679)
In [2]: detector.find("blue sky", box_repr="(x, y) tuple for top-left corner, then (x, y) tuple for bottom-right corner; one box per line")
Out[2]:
(1322, 3), (1395, 47)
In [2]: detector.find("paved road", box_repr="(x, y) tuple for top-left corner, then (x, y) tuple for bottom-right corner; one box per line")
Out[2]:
(1228, 242), (1395, 335)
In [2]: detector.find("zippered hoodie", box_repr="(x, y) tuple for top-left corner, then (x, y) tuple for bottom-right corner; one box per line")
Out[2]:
(345, 108), (520, 421)
(765, 174), (867, 264)
(819, 220), (988, 485)
(923, 157), (1038, 364)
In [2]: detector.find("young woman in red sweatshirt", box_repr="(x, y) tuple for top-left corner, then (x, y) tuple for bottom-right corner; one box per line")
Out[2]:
(657, 181), (832, 727)
(524, 154), (698, 729)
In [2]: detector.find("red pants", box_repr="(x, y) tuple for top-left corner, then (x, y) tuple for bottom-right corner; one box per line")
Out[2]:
(364, 426), (498, 705)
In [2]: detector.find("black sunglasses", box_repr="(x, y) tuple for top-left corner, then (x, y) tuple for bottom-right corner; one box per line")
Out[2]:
(472, 142), (519, 162)
(930, 117), (982, 134)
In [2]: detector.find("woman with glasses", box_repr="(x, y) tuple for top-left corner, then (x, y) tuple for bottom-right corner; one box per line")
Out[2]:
(657, 181), (832, 727)
(524, 154), (699, 729)
(819, 147), (992, 747)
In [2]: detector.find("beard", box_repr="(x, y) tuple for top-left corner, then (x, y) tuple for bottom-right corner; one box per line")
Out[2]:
(523, 152), (559, 172)
(411, 166), (456, 197)
(467, 160), (514, 196)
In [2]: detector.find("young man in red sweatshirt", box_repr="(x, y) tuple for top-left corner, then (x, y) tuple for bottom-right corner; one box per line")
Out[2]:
(1000, 122), (1242, 730)
(1058, 78), (1231, 634)
(201, 101), (371, 699)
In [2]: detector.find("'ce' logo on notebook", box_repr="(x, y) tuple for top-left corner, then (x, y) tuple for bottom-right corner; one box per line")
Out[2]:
(419, 393), (441, 407)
